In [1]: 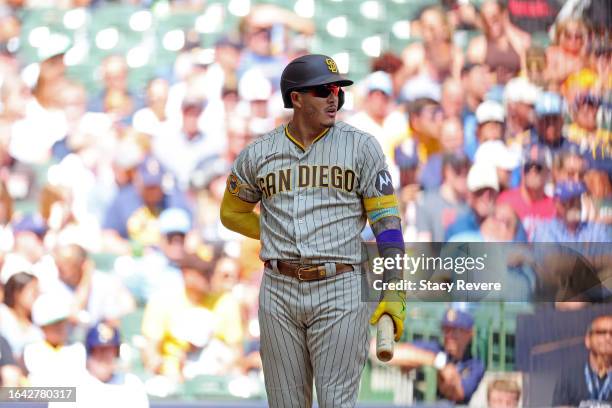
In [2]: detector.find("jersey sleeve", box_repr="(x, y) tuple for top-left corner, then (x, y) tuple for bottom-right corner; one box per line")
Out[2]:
(358, 136), (400, 224)
(227, 145), (262, 203)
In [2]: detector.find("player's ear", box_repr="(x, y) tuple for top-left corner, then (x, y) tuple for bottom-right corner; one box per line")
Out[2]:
(290, 91), (303, 109)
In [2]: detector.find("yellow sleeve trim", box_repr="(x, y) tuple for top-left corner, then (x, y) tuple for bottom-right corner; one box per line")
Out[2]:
(363, 194), (399, 211)
(220, 190), (260, 240)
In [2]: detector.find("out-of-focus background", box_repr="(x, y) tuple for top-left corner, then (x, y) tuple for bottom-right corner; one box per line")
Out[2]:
(0, 0), (610, 406)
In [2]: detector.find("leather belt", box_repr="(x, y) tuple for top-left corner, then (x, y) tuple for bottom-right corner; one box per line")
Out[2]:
(264, 260), (353, 281)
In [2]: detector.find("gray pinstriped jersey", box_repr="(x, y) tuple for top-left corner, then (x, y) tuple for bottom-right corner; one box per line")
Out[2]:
(229, 121), (391, 264)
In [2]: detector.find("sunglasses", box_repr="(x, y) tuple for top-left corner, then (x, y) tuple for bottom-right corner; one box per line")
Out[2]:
(562, 31), (584, 41)
(524, 163), (544, 173)
(298, 84), (341, 98)
(590, 329), (612, 337)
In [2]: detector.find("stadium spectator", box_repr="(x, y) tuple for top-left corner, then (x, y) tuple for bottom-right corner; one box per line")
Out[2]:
(346, 71), (403, 184)
(546, 18), (588, 86)
(419, 117), (465, 190)
(89, 55), (138, 114)
(553, 314), (612, 406)
(398, 97), (444, 165)
(475, 100), (505, 147)
(82, 322), (149, 407)
(379, 308), (485, 404)
(102, 156), (190, 243)
(467, 0), (529, 84)
(524, 46), (548, 88)
(511, 92), (570, 153)
(441, 78), (464, 119)
(237, 69), (275, 137)
(503, 77), (538, 140)
(487, 378), (521, 408)
(188, 157), (236, 243)
(461, 64), (495, 159)
(0, 334), (21, 386)
(474, 140), (520, 191)
(532, 181), (610, 242)
(118, 207), (189, 303)
(50, 243), (134, 327)
(0, 272), (42, 360)
(237, 8), (288, 84)
(446, 161), (499, 241)
(200, 37), (242, 103)
(24, 294), (86, 386)
(153, 97), (220, 190)
(416, 152), (470, 242)
(0, 179), (13, 252)
(566, 93), (606, 157)
(132, 78), (172, 137)
(141, 252), (243, 380)
(400, 5), (463, 83)
(497, 144), (555, 238)
(554, 145), (587, 184)
(583, 169), (612, 225)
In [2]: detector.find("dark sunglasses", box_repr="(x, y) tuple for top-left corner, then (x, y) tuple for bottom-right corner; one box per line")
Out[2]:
(298, 84), (341, 98)
(590, 329), (612, 336)
(562, 31), (584, 41)
(524, 162), (544, 173)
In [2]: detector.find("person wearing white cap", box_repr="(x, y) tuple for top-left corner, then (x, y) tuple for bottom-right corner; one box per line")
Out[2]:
(152, 93), (223, 190)
(475, 100), (505, 145)
(346, 71), (405, 187)
(23, 294), (86, 386)
(474, 140), (521, 191)
(503, 77), (538, 140)
(445, 162), (500, 241)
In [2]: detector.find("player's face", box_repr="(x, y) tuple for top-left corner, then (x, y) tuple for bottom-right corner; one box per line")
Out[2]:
(294, 84), (340, 128)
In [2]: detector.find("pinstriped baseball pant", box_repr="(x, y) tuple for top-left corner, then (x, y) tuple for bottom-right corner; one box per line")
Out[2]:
(259, 266), (371, 408)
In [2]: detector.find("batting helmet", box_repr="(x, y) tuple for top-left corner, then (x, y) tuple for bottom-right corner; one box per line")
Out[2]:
(280, 54), (353, 109)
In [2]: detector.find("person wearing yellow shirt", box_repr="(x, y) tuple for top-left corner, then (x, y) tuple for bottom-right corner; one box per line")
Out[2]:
(141, 253), (243, 381)
(392, 97), (444, 166)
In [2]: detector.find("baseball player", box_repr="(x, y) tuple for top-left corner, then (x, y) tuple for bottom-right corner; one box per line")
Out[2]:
(220, 54), (406, 408)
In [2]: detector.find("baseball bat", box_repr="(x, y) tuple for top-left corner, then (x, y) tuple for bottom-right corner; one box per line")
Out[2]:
(376, 314), (394, 362)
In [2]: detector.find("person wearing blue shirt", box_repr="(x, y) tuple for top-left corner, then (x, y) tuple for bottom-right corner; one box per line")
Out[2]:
(532, 181), (611, 243)
(103, 156), (190, 241)
(381, 308), (485, 404)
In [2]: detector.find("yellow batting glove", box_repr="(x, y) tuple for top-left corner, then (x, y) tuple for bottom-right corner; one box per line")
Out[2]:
(369, 289), (406, 341)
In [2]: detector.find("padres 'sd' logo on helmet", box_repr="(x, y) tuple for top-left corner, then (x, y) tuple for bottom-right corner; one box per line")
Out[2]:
(325, 58), (338, 73)
(227, 174), (240, 196)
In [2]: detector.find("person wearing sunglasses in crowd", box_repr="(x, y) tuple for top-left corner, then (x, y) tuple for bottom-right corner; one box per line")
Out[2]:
(497, 144), (556, 240)
(546, 17), (588, 87)
(553, 314), (612, 406)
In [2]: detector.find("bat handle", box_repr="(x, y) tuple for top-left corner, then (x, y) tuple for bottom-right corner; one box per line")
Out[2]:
(376, 314), (395, 362)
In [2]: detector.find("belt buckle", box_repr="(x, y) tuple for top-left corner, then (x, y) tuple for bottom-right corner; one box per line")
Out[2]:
(296, 264), (326, 281)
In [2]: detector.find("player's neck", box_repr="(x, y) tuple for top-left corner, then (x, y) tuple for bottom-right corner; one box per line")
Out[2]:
(288, 118), (328, 149)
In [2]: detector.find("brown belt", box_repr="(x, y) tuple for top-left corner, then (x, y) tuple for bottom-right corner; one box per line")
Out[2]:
(264, 260), (353, 281)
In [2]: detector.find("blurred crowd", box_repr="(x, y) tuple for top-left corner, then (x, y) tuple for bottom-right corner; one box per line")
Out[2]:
(0, 0), (610, 404)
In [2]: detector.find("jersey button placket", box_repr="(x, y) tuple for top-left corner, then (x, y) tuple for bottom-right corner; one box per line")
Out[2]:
(294, 153), (308, 255)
